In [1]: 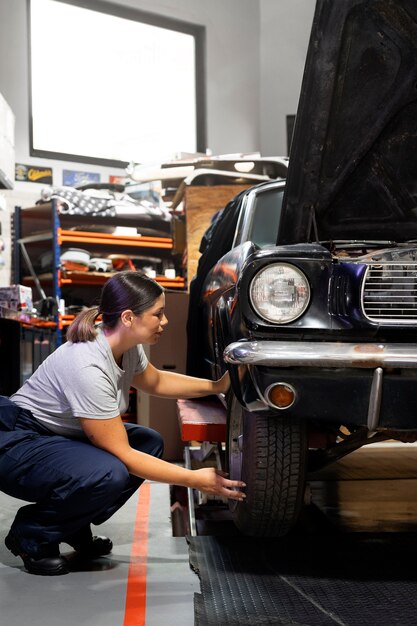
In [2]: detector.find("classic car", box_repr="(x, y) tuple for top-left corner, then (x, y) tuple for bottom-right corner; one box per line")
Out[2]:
(186, 0), (417, 537)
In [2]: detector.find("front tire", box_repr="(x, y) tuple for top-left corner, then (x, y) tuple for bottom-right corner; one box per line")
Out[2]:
(227, 392), (307, 537)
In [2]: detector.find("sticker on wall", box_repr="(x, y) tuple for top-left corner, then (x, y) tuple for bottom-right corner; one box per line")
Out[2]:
(63, 170), (101, 187)
(109, 175), (126, 185)
(15, 164), (53, 184)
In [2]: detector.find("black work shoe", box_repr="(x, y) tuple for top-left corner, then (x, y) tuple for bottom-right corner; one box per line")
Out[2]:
(5, 533), (69, 576)
(69, 535), (113, 559)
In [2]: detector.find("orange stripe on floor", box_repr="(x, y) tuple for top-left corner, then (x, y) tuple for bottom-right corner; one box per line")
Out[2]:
(123, 481), (151, 626)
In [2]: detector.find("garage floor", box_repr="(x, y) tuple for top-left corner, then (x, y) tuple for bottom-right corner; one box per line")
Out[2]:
(191, 441), (417, 626)
(0, 482), (198, 626)
(1, 442), (417, 625)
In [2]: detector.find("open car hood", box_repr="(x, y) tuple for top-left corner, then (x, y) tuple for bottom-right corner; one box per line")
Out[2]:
(280, 0), (417, 244)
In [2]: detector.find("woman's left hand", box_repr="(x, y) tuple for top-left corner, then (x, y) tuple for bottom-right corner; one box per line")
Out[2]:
(191, 467), (246, 500)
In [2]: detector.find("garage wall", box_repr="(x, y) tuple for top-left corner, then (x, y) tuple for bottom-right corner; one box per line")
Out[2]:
(0, 0), (316, 170)
(259, 0), (315, 157)
(0, 0), (317, 246)
(0, 0), (261, 183)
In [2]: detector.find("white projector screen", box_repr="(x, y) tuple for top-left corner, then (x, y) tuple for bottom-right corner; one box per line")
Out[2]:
(29, 0), (205, 166)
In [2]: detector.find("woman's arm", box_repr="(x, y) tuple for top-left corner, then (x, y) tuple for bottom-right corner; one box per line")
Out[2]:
(79, 415), (245, 500)
(132, 362), (230, 398)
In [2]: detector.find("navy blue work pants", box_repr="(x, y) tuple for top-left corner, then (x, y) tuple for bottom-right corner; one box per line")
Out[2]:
(0, 396), (163, 558)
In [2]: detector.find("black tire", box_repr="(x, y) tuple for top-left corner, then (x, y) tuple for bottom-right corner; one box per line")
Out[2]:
(226, 392), (307, 537)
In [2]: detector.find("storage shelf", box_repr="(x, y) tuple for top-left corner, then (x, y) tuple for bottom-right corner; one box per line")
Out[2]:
(14, 199), (185, 350)
(23, 271), (185, 289)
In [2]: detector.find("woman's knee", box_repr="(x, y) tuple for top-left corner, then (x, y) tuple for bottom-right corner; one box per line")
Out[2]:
(100, 456), (130, 494)
(125, 424), (164, 459)
(72, 454), (130, 504)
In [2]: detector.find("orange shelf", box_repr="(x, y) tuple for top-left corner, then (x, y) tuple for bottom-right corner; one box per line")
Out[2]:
(23, 272), (185, 289)
(60, 271), (184, 289)
(21, 319), (57, 329)
(156, 277), (185, 288)
(58, 228), (173, 249)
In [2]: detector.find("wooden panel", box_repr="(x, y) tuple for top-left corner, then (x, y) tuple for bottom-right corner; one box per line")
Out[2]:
(309, 442), (417, 532)
(184, 184), (252, 287)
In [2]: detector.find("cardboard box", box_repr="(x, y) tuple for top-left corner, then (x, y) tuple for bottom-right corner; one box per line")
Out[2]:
(0, 285), (33, 312)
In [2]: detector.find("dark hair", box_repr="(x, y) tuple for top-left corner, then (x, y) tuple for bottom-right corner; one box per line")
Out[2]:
(66, 271), (164, 343)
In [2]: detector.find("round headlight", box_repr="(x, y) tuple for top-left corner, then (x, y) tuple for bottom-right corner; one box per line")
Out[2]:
(249, 263), (310, 323)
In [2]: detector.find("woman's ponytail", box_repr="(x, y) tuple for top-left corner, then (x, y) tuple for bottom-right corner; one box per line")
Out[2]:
(66, 306), (100, 343)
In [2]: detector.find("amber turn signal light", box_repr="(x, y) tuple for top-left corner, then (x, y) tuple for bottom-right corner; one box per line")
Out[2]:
(267, 383), (296, 409)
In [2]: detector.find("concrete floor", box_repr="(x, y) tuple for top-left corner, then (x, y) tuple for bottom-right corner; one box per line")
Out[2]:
(2, 441), (417, 625)
(0, 482), (198, 626)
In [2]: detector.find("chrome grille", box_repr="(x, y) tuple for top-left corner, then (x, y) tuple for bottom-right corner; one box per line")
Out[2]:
(362, 263), (417, 322)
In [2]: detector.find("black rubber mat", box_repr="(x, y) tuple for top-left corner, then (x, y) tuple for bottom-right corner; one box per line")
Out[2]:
(189, 531), (417, 626)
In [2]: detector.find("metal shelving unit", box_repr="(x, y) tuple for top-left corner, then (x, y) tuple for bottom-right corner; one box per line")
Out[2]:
(14, 200), (185, 345)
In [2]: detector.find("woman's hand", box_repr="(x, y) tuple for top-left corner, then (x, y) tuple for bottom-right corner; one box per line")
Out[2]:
(213, 370), (231, 395)
(191, 467), (246, 501)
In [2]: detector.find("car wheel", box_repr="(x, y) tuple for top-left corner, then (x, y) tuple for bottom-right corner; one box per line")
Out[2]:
(226, 392), (308, 537)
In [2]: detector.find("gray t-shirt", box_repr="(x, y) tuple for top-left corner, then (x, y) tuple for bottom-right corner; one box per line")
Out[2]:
(11, 327), (148, 438)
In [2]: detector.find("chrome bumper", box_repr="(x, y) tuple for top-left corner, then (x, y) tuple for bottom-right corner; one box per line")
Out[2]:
(224, 341), (417, 430)
(224, 341), (417, 369)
